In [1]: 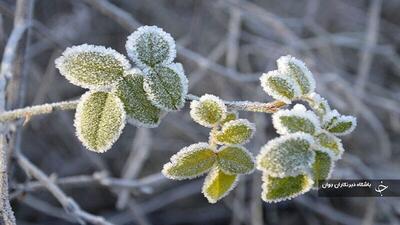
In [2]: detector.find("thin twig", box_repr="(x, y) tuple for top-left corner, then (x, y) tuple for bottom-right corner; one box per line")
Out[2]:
(16, 152), (115, 225)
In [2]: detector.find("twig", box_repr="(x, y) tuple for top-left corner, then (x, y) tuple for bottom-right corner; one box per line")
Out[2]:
(0, 95), (285, 123)
(0, 100), (79, 122)
(116, 128), (152, 209)
(0, 0), (33, 224)
(16, 152), (115, 225)
(355, 0), (382, 95)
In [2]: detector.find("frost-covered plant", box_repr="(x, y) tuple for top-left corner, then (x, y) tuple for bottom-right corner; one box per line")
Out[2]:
(2, 25), (356, 204)
(163, 94), (255, 203)
(257, 56), (356, 202)
(55, 26), (187, 152)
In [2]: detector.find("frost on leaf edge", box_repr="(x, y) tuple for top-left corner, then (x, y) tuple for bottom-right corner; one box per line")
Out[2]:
(74, 90), (127, 153)
(55, 44), (131, 90)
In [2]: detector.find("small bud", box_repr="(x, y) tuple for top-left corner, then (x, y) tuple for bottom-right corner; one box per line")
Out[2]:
(143, 63), (188, 111)
(256, 133), (315, 178)
(217, 145), (255, 175)
(311, 150), (334, 188)
(277, 55), (315, 95)
(202, 167), (238, 204)
(126, 25), (176, 68)
(190, 94), (227, 127)
(315, 132), (344, 160)
(261, 173), (313, 203)
(272, 104), (320, 135)
(55, 44), (130, 89)
(214, 119), (255, 145)
(306, 93), (331, 116)
(114, 69), (163, 128)
(162, 143), (217, 180)
(74, 91), (126, 153)
(260, 70), (300, 103)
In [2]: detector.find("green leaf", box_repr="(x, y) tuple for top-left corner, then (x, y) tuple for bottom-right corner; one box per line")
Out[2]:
(55, 44), (130, 89)
(272, 104), (320, 135)
(143, 63), (188, 111)
(162, 143), (217, 180)
(327, 116), (357, 136)
(190, 94), (227, 127)
(261, 173), (313, 203)
(256, 133), (315, 177)
(217, 145), (255, 175)
(202, 167), (238, 203)
(277, 55), (315, 95)
(311, 150), (334, 188)
(315, 132), (344, 159)
(114, 69), (163, 128)
(220, 111), (238, 125)
(74, 91), (126, 153)
(214, 119), (255, 145)
(260, 70), (300, 103)
(126, 25), (176, 68)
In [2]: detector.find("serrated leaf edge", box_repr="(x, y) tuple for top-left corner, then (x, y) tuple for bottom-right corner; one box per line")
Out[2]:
(215, 119), (256, 145)
(260, 70), (301, 103)
(217, 145), (255, 175)
(190, 94), (227, 127)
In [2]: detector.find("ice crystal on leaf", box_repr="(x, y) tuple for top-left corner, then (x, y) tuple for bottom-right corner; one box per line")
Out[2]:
(272, 104), (320, 135)
(55, 44), (130, 90)
(162, 143), (217, 180)
(256, 133), (315, 178)
(74, 91), (126, 153)
(202, 167), (239, 204)
(277, 55), (315, 95)
(216, 145), (255, 175)
(190, 94), (227, 127)
(261, 173), (314, 203)
(126, 25), (176, 69)
(315, 132), (344, 160)
(114, 69), (163, 128)
(143, 64), (188, 111)
(260, 70), (300, 103)
(214, 119), (255, 145)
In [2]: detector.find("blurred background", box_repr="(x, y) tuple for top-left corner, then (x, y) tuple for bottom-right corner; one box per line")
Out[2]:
(1, 0), (400, 224)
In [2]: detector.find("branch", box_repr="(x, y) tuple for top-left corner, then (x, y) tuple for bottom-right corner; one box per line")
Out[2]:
(0, 95), (285, 123)
(16, 152), (115, 225)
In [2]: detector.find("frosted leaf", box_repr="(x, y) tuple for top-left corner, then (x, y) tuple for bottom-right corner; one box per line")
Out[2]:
(143, 63), (188, 111)
(190, 94), (227, 127)
(261, 173), (313, 203)
(202, 167), (238, 204)
(214, 119), (256, 145)
(162, 142), (217, 180)
(256, 133), (315, 177)
(315, 132), (344, 160)
(277, 55), (315, 95)
(74, 91), (126, 153)
(220, 111), (238, 125)
(327, 115), (357, 136)
(55, 44), (130, 89)
(114, 69), (163, 128)
(217, 145), (255, 175)
(306, 93), (331, 116)
(272, 104), (320, 135)
(126, 25), (176, 68)
(260, 70), (300, 103)
(311, 150), (334, 188)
